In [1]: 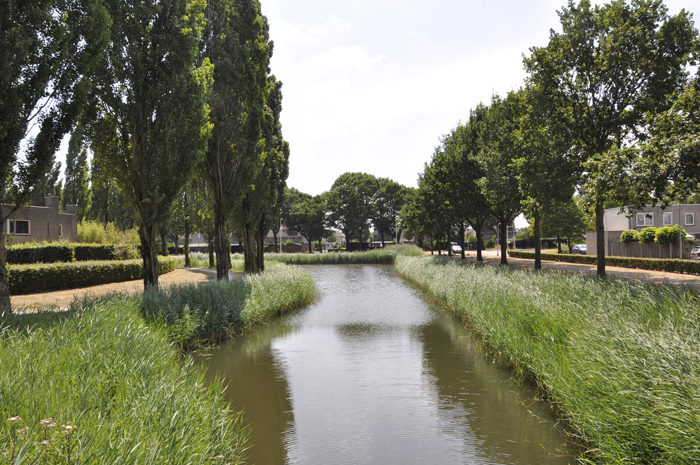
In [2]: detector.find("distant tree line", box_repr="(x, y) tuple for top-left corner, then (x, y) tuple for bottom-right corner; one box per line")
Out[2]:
(401, 0), (700, 275)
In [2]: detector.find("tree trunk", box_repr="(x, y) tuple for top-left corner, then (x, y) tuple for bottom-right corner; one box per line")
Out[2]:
(380, 231), (385, 247)
(459, 223), (466, 259)
(557, 235), (562, 254)
(595, 199), (606, 276)
(243, 222), (259, 273)
(430, 239), (434, 255)
(207, 231), (215, 268)
(534, 206), (542, 271)
(184, 218), (191, 267)
(159, 227), (168, 256)
(138, 223), (159, 291)
(476, 230), (483, 262)
(500, 222), (508, 265)
(256, 224), (265, 272)
(273, 230), (279, 253)
(447, 231), (452, 257)
(214, 204), (230, 281)
(0, 234), (12, 313)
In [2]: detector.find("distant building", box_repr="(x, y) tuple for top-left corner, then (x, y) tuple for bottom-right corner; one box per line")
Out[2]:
(2, 196), (77, 244)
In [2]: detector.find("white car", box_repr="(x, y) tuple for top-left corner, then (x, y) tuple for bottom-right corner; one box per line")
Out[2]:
(451, 242), (462, 254)
(690, 246), (700, 260)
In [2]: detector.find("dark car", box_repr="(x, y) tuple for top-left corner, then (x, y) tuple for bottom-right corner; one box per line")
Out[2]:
(571, 244), (587, 255)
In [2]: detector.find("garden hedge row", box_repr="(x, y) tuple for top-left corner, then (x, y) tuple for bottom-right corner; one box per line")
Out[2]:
(5, 243), (140, 264)
(508, 250), (700, 275)
(8, 257), (177, 294)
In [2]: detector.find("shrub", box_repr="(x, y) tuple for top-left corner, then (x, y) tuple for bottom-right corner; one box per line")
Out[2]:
(655, 224), (685, 245)
(638, 226), (657, 244)
(77, 220), (140, 245)
(8, 257), (177, 294)
(74, 244), (116, 261)
(268, 244), (423, 265)
(620, 229), (639, 243)
(485, 237), (496, 248)
(508, 250), (700, 275)
(5, 242), (74, 264)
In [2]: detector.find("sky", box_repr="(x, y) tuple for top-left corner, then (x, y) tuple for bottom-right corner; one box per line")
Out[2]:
(52, 0), (700, 227)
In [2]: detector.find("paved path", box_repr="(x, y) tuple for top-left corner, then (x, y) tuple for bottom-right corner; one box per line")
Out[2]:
(426, 250), (700, 287)
(10, 267), (227, 312)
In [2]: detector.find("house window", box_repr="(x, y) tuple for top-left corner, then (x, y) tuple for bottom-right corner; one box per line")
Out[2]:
(58, 224), (63, 238)
(663, 212), (673, 226)
(7, 219), (30, 235)
(686, 213), (694, 226)
(636, 212), (653, 227)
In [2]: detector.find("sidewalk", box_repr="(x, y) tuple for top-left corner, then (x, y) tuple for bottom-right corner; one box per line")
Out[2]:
(427, 249), (700, 287)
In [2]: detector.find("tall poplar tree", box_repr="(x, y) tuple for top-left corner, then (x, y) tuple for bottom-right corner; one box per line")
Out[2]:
(524, 0), (697, 276)
(90, 0), (213, 290)
(63, 124), (90, 219)
(0, 0), (108, 310)
(200, 0), (271, 279)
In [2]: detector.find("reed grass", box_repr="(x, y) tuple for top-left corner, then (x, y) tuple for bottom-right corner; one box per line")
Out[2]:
(268, 244), (423, 265)
(0, 297), (245, 464)
(140, 263), (316, 350)
(395, 256), (700, 464)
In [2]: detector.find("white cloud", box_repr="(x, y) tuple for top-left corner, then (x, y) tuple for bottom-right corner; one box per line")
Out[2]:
(297, 46), (386, 76)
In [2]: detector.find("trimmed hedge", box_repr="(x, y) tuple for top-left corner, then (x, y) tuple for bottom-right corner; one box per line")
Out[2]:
(508, 250), (700, 275)
(5, 243), (141, 264)
(9, 257), (177, 294)
(6, 242), (73, 264)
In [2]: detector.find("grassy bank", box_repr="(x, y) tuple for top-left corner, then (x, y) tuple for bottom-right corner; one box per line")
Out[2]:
(1, 263), (316, 463)
(268, 244), (423, 265)
(395, 256), (700, 464)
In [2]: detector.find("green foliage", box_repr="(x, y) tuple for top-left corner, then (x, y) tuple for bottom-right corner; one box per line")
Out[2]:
(620, 229), (639, 243)
(62, 124), (90, 220)
(140, 264), (315, 350)
(0, 297), (245, 464)
(77, 220), (140, 245)
(326, 172), (379, 243)
(396, 256), (700, 464)
(8, 257), (176, 294)
(655, 224), (684, 245)
(268, 245), (423, 265)
(6, 242), (73, 265)
(638, 227), (657, 244)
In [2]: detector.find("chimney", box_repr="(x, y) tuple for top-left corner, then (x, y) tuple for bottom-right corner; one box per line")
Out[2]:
(65, 204), (78, 215)
(44, 196), (59, 209)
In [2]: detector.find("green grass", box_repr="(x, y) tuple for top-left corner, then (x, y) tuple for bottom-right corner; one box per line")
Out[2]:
(0, 263), (316, 463)
(140, 263), (316, 350)
(0, 297), (245, 464)
(268, 244), (423, 265)
(395, 256), (700, 464)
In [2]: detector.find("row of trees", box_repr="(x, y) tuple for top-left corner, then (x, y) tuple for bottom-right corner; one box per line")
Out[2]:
(402, 0), (699, 275)
(1, 0), (289, 311)
(280, 173), (411, 252)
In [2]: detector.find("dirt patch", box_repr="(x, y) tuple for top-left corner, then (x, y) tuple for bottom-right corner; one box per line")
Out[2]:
(11, 267), (221, 312)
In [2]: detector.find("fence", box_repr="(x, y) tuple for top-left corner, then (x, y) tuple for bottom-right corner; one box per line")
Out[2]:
(607, 241), (695, 259)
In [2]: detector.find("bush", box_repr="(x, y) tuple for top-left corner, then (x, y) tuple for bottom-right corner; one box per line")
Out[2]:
(485, 237), (496, 248)
(8, 257), (177, 294)
(638, 226), (657, 244)
(508, 250), (700, 275)
(77, 220), (140, 245)
(655, 224), (685, 245)
(5, 242), (74, 264)
(74, 244), (116, 261)
(620, 229), (639, 243)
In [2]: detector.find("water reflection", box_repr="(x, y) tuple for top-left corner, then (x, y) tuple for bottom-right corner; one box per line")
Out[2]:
(196, 265), (574, 465)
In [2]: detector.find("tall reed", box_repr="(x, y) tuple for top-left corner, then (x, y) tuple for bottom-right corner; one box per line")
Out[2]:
(395, 256), (700, 464)
(0, 298), (246, 464)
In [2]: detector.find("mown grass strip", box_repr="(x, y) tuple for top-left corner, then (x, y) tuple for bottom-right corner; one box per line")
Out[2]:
(395, 256), (700, 464)
(267, 244), (423, 265)
(1, 263), (317, 463)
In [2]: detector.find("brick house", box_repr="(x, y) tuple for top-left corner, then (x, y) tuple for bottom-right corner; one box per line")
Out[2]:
(3, 196), (78, 244)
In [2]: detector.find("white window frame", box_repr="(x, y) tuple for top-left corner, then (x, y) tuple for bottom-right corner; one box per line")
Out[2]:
(663, 212), (673, 226)
(686, 213), (694, 226)
(637, 212), (654, 227)
(58, 224), (63, 238)
(7, 219), (30, 235)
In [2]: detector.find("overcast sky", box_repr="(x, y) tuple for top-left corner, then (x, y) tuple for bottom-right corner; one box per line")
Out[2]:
(260, 0), (700, 199)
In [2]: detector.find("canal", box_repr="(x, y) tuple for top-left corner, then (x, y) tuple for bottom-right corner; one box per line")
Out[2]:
(195, 265), (574, 465)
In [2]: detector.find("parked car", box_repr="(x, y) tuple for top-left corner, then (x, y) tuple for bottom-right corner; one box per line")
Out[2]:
(690, 246), (700, 260)
(571, 244), (587, 255)
(451, 242), (462, 254)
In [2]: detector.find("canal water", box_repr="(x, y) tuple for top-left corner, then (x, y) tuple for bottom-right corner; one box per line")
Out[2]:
(195, 265), (574, 465)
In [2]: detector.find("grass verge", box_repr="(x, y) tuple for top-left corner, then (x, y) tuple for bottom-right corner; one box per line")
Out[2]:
(267, 244), (423, 265)
(395, 255), (700, 464)
(1, 263), (316, 463)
